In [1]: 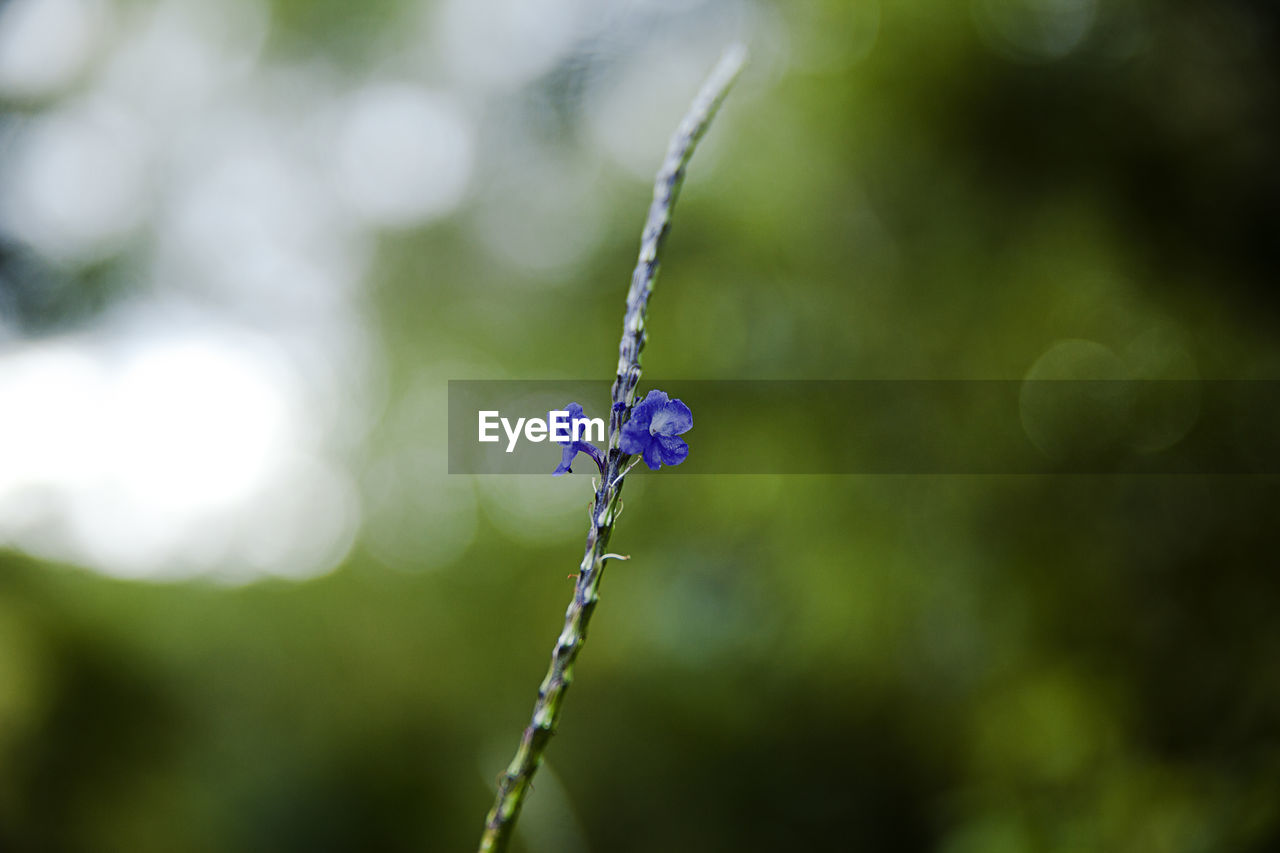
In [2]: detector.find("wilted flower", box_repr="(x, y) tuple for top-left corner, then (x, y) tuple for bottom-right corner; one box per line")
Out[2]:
(552, 402), (604, 476)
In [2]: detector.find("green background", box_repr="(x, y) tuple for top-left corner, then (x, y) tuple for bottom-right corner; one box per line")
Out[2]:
(3, 0), (1279, 850)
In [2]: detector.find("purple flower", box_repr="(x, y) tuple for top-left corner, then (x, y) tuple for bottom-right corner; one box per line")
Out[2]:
(619, 390), (692, 470)
(551, 402), (604, 476)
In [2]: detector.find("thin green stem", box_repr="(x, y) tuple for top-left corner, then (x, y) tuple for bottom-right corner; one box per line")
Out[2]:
(477, 44), (746, 853)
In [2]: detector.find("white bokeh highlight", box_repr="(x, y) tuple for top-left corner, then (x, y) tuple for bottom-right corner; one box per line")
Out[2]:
(333, 84), (474, 228)
(0, 0), (380, 582)
(0, 100), (151, 264)
(0, 322), (358, 581)
(433, 0), (585, 93)
(0, 0), (109, 100)
(0, 0), (771, 583)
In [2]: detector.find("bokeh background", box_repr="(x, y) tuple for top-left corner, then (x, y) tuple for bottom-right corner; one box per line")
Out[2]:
(2, 0), (1279, 850)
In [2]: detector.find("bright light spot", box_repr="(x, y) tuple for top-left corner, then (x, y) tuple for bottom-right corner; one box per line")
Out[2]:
(333, 83), (474, 228)
(107, 337), (289, 511)
(973, 0), (1097, 62)
(0, 344), (104, 492)
(434, 0), (582, 93)
(155, 125), (369, 320)
(0, 325), (359, 581)
(0, 100), (151, 264)
(0, 0), (435, 584)
(0, 0), (108, 100)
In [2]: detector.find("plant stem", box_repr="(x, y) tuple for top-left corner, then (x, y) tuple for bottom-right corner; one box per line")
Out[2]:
(477, 44), (746, 853)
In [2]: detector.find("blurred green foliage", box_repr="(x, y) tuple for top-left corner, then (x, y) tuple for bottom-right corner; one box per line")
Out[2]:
(4, 0), (1280, 850)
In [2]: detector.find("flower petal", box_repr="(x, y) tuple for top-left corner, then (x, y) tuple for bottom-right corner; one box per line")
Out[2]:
(655, 434), (689, 467)
(641, 439), (665, 470)
(552, 444), (577, 476)
(627, 389), (668, 433)
(649, 399), (692, 436)
(619, 420), (650, 456)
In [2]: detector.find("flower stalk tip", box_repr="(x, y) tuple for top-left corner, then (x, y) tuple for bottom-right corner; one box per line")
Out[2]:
(551, 402), (605, 476)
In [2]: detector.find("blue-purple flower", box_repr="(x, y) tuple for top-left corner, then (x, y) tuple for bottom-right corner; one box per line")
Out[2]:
(551, 402), (604, 476)
(620, 390), (692, 470)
